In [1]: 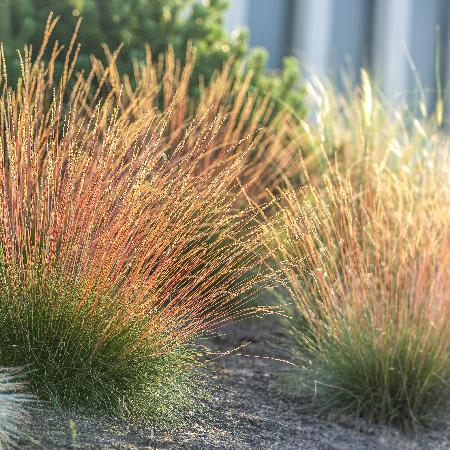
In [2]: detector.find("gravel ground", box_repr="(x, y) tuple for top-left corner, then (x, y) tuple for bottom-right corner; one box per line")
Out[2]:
(22, 317), (449, 449)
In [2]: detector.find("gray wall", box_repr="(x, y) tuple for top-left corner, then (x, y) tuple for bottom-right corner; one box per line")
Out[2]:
(225, 0), (450, 112)
(248, 0), (293, 69)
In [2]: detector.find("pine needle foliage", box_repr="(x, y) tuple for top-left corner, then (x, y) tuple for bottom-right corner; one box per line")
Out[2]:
(0, 1), (306, 119)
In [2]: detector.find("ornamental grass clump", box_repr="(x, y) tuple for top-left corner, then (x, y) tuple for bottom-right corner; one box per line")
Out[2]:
(264, 163), (449, 429)
(260, 67), (450, 429)
(0, 18), (268, 421)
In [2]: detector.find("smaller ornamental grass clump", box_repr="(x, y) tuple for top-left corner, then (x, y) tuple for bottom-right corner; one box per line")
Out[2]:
(259, 69), (450, 429)
(263, 162), (449, 429)
(0, 18), (270, 422)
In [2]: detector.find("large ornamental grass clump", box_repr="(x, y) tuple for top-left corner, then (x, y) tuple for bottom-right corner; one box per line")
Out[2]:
(0, 18), (274, 421)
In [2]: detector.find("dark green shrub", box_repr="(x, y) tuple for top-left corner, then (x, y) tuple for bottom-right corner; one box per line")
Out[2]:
(0, 0), (305, 117)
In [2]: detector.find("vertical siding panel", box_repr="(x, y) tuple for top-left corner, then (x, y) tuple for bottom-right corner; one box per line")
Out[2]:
(408, 0), (449, 109)
(372, 0), (414, 101)
(247, 0), (292, 69)
(444, 2), (450, 123)
(224, 0), (251, 34)
(329, 0), (373, 87)
(291, 0), (334, 75)
(224, 0), (450, 107)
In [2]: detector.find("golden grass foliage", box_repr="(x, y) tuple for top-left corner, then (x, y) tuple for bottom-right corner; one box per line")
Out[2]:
(292, 70), (447, 188)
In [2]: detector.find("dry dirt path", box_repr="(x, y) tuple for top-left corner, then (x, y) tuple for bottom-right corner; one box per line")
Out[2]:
(25, 318), (449, 449)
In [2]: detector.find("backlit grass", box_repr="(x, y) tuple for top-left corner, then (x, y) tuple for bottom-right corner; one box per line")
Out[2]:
(264, 166), (449, 429)
(0, 17), (269, 421)
(259, 70), (450, 428)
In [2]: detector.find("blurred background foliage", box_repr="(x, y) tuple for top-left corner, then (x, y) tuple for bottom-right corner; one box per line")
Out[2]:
(0, 0), (305, 117)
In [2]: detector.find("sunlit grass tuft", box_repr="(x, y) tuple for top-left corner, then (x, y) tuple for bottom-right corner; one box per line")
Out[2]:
(0, 17), (270, 421)
(264, 165), (449, 429)
(259, 69), (450, 429)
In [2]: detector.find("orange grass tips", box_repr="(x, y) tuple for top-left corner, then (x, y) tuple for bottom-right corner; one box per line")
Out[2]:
(268, 166), (449, 336)
(78, 36), (302, 203)
(0, 14), (302, 206)
(0, 20), (269, 355)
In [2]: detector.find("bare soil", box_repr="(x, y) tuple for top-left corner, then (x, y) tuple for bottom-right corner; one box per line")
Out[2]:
(23, 317), (449, 449)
